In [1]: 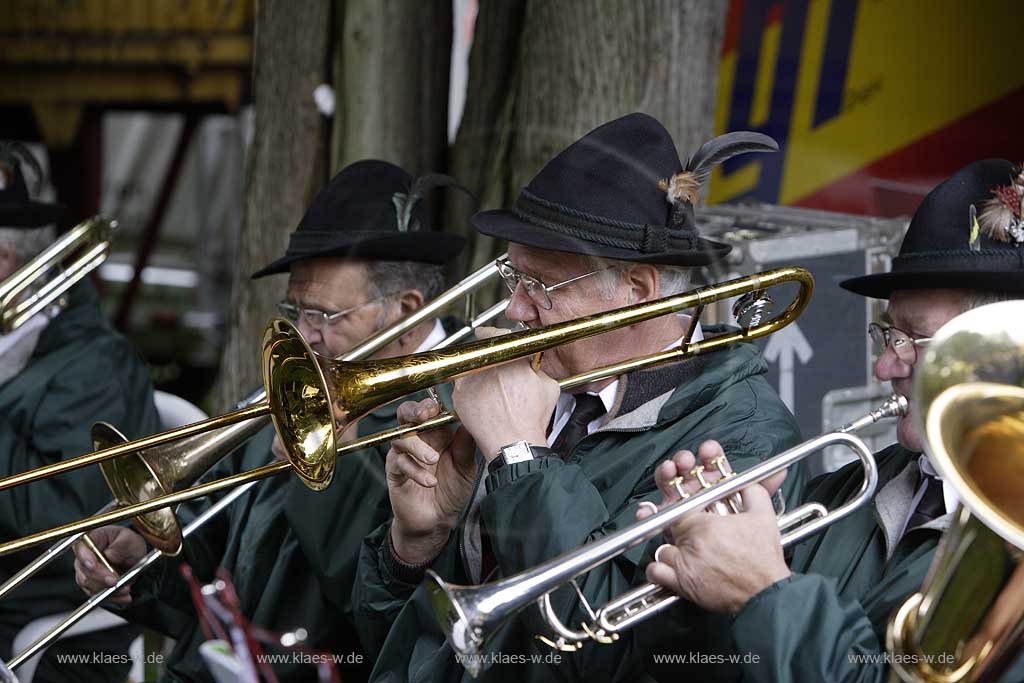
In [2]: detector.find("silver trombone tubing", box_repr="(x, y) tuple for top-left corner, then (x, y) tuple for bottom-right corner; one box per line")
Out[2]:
(7, 477), (263, 671)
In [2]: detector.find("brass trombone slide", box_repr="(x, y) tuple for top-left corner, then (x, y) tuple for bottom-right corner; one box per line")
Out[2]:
(0, 257), (510, 595)
(1, 216), (114, 334)
(0, 267), (812, 557)
(425, 396), (904, 673)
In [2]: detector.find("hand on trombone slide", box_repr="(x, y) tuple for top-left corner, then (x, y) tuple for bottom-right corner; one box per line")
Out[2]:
(72, 526), (146, 605)
(635, 441), (791, 614)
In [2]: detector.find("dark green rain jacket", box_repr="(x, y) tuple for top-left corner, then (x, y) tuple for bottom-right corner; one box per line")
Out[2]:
(670, 443), (1024, 682)
(352, 340), (803, 683)
(118, 386), (443, 683)
(0, 282), (159, 681)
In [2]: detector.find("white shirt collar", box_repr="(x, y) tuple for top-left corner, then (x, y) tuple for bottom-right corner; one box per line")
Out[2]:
(414, 318), (446, 353)
(548, 314), (702, 445)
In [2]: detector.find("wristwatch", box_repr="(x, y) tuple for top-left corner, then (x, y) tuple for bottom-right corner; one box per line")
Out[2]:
(488, 440), (555, 474)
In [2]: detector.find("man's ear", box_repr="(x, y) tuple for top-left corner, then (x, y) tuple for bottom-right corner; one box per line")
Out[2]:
(0, 241), (17, 280)
(625, 264), (659, 303)
(397, 288), (425, 317)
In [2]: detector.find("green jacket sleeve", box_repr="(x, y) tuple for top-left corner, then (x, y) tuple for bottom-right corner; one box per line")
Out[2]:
(732, 574), (889, 683)
(351, 521), (462, 660)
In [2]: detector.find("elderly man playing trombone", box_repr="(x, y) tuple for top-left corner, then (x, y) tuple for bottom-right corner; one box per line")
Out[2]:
(640, 159), (1024, 682)
(352, 113), (803, 682)
(0, 144), (160, 681)
(74, 160), (467, 682)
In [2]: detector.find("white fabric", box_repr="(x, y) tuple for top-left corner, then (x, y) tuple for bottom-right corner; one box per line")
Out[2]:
(11, 609), (126, 683)
(415, 318), (446, 353)
(0, 313), (49, 387)
(548, 314), (702, 444)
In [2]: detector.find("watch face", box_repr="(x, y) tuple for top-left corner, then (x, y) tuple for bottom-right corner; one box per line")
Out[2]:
(503, 441), (534, 464)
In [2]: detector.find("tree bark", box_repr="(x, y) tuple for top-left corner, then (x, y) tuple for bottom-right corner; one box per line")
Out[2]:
(331, 0), (452, 176)
(215, 0), (331, 413)
(448, 0), (728, 278)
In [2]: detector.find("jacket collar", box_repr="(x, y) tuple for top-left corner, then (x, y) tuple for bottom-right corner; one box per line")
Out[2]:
(30, 281), (106, 358)
(598, 339), (767, 433)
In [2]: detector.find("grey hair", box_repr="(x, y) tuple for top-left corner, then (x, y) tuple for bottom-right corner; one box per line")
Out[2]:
(962, 289), (1024, 313)
(363, 260), (447, 328)
(0, 225), (57, 268)
(586, 256), (692, 300)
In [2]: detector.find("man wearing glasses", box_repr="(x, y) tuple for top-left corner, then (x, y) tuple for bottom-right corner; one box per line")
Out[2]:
(74, 160), (466, 682)
(352, 113), (803, 682)
(636, 158), (1024, 682)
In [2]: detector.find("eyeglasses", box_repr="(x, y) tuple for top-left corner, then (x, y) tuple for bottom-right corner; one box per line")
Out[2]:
(277, 297), (388, 329)
(868, 322), (931, 364)
(495, 257), (613, 311)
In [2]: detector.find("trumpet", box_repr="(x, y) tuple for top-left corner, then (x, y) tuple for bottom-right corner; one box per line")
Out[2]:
(426, 395), (906, 674)
(886, 300), (1024, 683)
(0, 266), (813, 557)
(1, 216), (114, 334)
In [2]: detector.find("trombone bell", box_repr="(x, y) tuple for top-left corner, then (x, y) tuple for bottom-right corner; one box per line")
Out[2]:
(94, 422), (183, 556)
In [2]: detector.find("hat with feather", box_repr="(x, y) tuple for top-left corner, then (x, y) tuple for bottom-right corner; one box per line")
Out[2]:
(0, 141), (64, 228)
(841, 159), (1024, 299)
(470, 112), (777, 266)
(252, 159), (467, 278)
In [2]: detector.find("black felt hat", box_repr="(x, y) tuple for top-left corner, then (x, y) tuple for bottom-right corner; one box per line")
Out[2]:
(252, 159), (467, 278)
(471, 113), (778, 266)
(842, 159), (1024, 299)
(0, 142), (64, 228)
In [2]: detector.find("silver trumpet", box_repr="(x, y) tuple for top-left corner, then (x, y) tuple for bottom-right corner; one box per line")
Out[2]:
(428, 394), (907, 676)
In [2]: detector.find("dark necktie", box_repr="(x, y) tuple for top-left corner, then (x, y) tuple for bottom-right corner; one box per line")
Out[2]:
(551, 393), (606, 458)
(907, 472), (946, 530)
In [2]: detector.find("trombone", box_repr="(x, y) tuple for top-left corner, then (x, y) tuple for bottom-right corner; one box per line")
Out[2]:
(886, 300), (1024, 683)
(0, 266), (813, 557)
(426, 394), (907, 674)
(1, 215), (114, 333)
(0, 256), (510, 598)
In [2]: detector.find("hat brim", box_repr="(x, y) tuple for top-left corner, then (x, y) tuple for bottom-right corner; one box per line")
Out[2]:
(472, 209), (731, 267)
(0, 201), (65, 228)
(841, 269), (1024, 299)
(251, 231), (466, 279)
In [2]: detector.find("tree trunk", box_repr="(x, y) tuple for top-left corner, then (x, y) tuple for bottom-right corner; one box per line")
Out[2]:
(448, 0), (728, 279)
(215, 0), (331, 413)
(331, 0), (452, 176)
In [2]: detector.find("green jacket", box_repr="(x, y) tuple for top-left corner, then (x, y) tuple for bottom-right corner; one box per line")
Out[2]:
(644, 444), (934, 681)
(0, 282), (159, 675)
(353, 341), (802, 682)
(119, 390), (423, 682)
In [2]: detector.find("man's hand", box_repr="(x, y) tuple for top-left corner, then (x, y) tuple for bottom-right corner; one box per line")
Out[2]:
(451, 326), (559, 461)
(636, 440), (791, 614)
(73, 526), (146, 605)
(387, 398), (477, 566)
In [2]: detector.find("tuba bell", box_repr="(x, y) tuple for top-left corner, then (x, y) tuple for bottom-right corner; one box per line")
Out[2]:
(887, 300), (1024, 682)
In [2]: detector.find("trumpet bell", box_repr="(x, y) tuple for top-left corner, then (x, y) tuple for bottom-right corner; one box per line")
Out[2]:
(95, 422), (183, 556)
